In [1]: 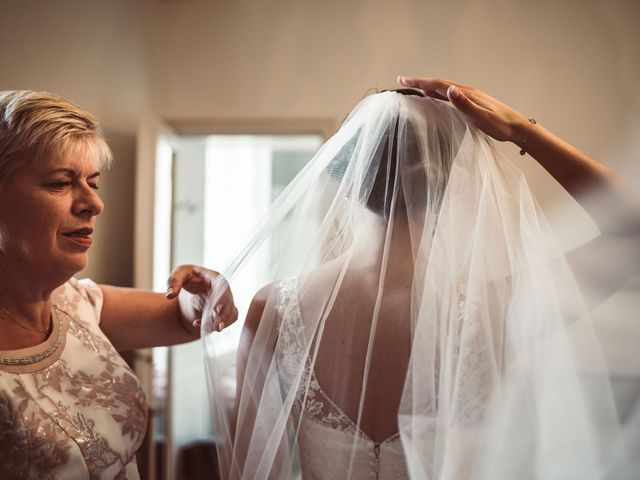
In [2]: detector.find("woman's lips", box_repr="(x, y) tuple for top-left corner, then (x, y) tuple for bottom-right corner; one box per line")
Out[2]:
(63, 228), (93, 247)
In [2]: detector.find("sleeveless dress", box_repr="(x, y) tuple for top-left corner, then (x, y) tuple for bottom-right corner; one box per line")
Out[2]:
(0, 278), (148, 479)
(274, 277), (410, 480)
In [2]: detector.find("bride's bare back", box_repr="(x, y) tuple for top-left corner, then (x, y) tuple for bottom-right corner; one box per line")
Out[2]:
(299, 251), (414, 443)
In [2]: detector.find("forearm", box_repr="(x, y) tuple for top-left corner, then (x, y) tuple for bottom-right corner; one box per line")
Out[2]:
(511, 117), (640, 235)
(100, 285), (199, 351)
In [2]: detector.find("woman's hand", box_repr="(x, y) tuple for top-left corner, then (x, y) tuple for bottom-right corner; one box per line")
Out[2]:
(397, 76), (530, 145)
(165, 265), (238, 333)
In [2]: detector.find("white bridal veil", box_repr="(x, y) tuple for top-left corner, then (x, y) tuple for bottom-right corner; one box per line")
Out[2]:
(203, 91), (634, 479)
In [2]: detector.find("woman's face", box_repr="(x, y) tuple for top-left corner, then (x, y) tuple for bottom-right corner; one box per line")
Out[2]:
(0, 147), (104, 285)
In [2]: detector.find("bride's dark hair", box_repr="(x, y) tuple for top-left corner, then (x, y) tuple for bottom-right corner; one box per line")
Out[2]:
(328, 88), (454, 218)
(363, 88), (426, 217)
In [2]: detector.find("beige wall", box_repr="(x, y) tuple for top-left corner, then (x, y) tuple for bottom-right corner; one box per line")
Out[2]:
(0, 0), (148, 285)
(1, 0), (639, 284)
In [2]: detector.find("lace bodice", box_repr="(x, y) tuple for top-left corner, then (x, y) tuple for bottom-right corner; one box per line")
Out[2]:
(274, 277), (409, 480)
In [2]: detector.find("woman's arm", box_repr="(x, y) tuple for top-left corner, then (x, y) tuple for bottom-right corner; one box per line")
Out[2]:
(99, 265), (238, 351)
(399, 76), (640, 305)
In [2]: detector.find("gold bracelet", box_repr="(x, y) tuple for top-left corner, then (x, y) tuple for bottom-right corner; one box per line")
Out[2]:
(519, 118), (537, 156)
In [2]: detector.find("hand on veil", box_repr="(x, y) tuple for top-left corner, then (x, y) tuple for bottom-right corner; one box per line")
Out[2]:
(399, 75), (640, 312)
(165, 265), (238, 333)
(397, 76), (531, 145)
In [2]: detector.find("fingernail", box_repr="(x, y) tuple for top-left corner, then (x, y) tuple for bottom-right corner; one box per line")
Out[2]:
(447, 85), (458, 98)
(217, 322), (225, 332)
(397, 75), (404, 84)
(165, 287), (173, 297)
(215, 305), (222, 314)
(194, 320), (201, 328)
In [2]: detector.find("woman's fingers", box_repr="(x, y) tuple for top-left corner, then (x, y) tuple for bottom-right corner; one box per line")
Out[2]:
(398, 76), (486, 123)
(447, 85), (486, 117)
(398, 75), (444, 95)
(398, 75), (487, 105)
(397, 76), (464, 99)
(166, 265), (213, 298)
(208, 304), (239, 333)
(165, 264), (194, 298)
(209, 286), (238, 332)
(398, 75), (480, 109)
(220, 306), (239, 331)
(397, 75), (525, 142)
(201, 302), (224, 333)
(166, 264), (238, 333)
(182, 272), (236, 333)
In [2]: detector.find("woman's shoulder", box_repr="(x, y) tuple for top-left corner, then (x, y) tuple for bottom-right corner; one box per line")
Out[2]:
(58, 277), (102, 301)
(54, 277), (104, 325)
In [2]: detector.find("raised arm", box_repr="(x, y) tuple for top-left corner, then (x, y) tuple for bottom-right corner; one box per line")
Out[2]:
(398, 76), (640, 306)
(99, 265), (238, 351)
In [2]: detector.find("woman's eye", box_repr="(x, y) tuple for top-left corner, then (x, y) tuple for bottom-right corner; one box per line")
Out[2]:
(49, 181), (72, 189)
(89, 183), (100, 190)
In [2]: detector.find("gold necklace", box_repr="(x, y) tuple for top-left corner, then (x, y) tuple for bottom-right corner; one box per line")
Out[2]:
(0, 301), (52, 335)
(0, 307), (63, 366)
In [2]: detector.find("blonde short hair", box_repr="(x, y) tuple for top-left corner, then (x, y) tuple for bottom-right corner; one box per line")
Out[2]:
(0, 90), (113, 187)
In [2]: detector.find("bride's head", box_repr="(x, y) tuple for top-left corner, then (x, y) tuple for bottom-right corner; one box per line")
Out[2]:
(326, 89), (468, 221)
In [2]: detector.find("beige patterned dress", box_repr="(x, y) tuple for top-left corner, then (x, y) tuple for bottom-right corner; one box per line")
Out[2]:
(0, 278), (148, 479)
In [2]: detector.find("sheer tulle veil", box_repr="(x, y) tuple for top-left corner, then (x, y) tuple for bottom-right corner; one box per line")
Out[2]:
(203, 91), (632, 479)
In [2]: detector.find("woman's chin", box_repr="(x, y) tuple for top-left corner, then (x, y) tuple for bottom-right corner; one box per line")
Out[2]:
(60, 254), (89, 278)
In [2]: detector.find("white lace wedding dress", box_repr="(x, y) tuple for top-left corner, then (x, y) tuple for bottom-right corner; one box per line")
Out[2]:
(275, 277), (409, 479)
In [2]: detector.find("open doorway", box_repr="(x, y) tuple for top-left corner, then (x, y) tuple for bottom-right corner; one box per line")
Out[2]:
(151, 132), (324, 479)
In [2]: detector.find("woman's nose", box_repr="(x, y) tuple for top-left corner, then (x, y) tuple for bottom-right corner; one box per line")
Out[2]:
(73, 183), (104, 217)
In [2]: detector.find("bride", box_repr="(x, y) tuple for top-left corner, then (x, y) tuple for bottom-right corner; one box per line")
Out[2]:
(204, 77), (640, 479)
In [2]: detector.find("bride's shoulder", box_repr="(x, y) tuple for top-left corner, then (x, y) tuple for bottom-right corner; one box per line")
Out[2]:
(244, 258), (346, 335)
(298, 257), (347, 289)
(245, 283), (274, 334)
(244, 279), (292, 338)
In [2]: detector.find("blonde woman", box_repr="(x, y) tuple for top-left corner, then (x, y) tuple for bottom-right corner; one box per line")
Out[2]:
(0, 90), (237, 479)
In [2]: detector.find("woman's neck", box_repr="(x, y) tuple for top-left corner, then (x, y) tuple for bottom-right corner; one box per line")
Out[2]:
(0, 258), (55, 330)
